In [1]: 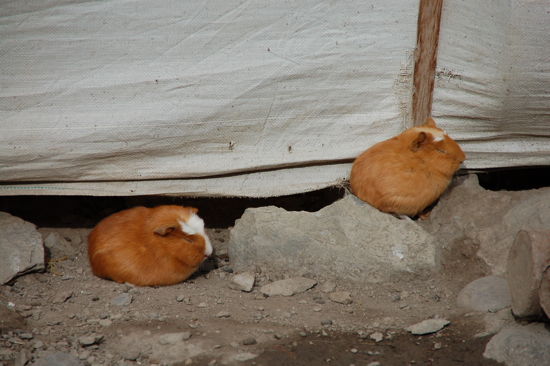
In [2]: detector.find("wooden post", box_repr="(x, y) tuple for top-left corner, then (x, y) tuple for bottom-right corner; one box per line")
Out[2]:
(508, 228), (550, 318)
(412, 0), (443, 126)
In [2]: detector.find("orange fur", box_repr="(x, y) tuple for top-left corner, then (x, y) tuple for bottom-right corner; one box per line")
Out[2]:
(350, 118), (465, 218)
(87, 205), (210, 286)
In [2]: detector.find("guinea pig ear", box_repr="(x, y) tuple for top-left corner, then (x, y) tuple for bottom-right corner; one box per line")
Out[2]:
(410, 131), (429, 152)
(153, 225), (176, 236)
(423, 117), (437, 127)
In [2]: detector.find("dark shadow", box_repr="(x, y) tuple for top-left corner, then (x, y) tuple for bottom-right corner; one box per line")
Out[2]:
(0, 186), (346, 229)
(476, 166), (550, 191)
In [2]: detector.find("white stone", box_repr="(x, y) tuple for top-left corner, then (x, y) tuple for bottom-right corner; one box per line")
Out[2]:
(406, 319), (450, 335)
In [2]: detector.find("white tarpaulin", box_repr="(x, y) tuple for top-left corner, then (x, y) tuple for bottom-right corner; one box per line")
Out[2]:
(433, 0), (550, 168)
(0, 0), (548, 197)
(0, 0), (417, 196)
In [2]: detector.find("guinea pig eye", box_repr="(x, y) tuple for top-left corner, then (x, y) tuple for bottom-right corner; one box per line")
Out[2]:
(436, 149), (446, 154)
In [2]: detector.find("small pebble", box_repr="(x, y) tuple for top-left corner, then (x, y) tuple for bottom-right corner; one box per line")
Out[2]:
(350, 348), (358, 354)
(99, 319), (112, 327)
(321, 319), (333, 326)
(299, 332), (307, 337)
(242, 337), (257, 345)
(27, 300), (42, 307)
(176, 295), (185, 302)
(370, 332), (384, 342)
(221, 266), (234, 273)
(215, 311), (230, 318)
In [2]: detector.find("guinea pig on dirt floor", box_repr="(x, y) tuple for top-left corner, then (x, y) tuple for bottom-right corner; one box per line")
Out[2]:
(87, 205), (213, 286)
(350, 117), (465, 219)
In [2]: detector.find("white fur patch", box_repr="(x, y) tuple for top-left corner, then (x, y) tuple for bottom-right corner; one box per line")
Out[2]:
(179, 213), (213, 256)
(416, 126), (446, 141)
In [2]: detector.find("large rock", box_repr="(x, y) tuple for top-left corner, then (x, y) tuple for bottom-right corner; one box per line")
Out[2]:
(422, 175), (550, 276)
(484, 323), (550, 366)
(477, 190), (550, 275)
(228, 195), (439, 283)
(456, 276), (511, 313)
(0, 212), (45, 284)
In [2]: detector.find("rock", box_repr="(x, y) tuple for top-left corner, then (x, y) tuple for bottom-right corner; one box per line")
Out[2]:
(228, 195), (439, 283)
(158, 332), (192, 345)
(539, 268), (550, 318)
(43, 231), (79, 260)
(78, 334), (104, 347)
(52, 290), (73, 304)
(457, 276), (510, 313)
(260, 277), (317, 297)
(14, 349), (31, 366)
(370, 332), (384, 342)
(229, 272), (255, 292)
(321, 319), (333, 326)
(475, 308), (515, 338)
(33, 352), (86, 366)
(406, 319), (450, 335)
(110, 293), (133, 306)
(507, 228), (550, 318)
(0, 212), (45, 285)
(477, 190), (550, 275)
(215, 311), (231, 318)
(242, 337), (257, 345)
(484, 323), (550, 366)
(99, 319), (112, 327)
(233, 353), (258, 362)
(318, 280), (337, 293)
(328, 291), (353, 305)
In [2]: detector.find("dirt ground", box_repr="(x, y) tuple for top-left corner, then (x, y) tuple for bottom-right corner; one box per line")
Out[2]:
(1, 168), (550, 366)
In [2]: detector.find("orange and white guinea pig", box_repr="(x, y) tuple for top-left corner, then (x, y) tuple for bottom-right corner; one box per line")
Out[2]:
(87, 205), (212, 286)
(350, 117), (465, 219)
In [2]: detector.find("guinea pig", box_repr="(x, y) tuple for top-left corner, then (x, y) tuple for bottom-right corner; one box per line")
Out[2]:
(349, 117), (465, 219)
(87, 205), (213, 286)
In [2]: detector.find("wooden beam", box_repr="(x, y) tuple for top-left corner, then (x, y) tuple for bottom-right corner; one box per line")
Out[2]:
(412, 0), (443, 126)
